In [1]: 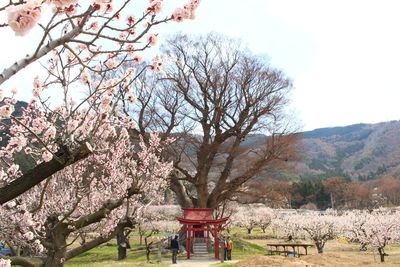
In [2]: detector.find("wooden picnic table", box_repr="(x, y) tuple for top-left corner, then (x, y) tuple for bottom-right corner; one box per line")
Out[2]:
(266, 243), (314, 257)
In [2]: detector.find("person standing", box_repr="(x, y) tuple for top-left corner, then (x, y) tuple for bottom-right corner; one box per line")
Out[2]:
(227, 236), (233, 260)
(171, 235), (180, 264)
(223, 236), (228, 261)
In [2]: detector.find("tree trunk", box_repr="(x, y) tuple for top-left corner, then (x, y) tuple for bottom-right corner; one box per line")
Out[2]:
(169, 179), (193, 208)
(330, 193), (335, 209)
(378, 247), (385, 262)
(42, 217), (70, 267)
(315, 241), (324, 254)
(43, 232), (68, 267)
(247, 228), (252, 234)
(144, 237), (152, 263)
(116, 228), (127, 260)
(196, 184), (208, 208)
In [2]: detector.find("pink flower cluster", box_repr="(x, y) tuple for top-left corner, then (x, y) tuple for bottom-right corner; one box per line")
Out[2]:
(150, 55), (163, 72)
(0, 259), (11, 267)
(147, 0), (163, 15)
(48, 0), (78, 8)
(172, 0), (201, 22)
(6, 0), (42, 36)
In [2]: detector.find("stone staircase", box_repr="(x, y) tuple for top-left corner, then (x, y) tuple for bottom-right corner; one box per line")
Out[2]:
(191, 238), (209, 259)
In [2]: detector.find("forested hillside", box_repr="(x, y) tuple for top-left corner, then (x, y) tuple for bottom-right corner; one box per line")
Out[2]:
(296, 121), (400, 181)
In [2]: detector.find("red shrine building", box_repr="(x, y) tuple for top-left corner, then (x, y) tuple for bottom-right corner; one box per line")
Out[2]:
(177, 208), (229, 259)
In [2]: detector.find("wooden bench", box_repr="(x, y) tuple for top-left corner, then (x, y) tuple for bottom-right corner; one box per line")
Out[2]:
(267, 243), (313, 258)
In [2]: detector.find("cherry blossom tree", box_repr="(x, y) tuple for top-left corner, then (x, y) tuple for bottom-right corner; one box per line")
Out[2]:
(133, 205), (180, 262)
(0, 2), (202, 265)
(0, 131), (173, 267)
(342, 209), (400, 262)
(271, 212), (338, 253)
(230, 204), (274, 234)
(340, 210), (370, 251)
(271, 215), (302, 241)
(299, 213), (338, 253)
(0, 0), (201, 204)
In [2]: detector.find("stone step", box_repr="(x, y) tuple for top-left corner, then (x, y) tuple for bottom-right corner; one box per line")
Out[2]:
(193, 250), (208, 254)
(191, 255), (210, 259)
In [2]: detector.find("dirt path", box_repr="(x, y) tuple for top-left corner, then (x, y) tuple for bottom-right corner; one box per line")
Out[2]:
(164, 259), (238, 267)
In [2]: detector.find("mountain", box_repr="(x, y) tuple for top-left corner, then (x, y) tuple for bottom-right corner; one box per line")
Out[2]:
(3, 101), (400, 182)
(293, 120), (400, 181)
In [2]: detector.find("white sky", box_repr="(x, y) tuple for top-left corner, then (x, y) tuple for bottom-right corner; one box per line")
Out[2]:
(1, 0), (400, 131)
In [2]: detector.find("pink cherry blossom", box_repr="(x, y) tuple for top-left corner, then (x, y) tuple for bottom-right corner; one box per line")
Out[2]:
(48, 0), (78, 8)
(172, 8), (186, 22)
(0, 259), (11, 267)
(150, 55), (163, 72)
(126, 15), (136, 26)
(42, 150), (53, 162)
(6, 0), (42, 36)
(133, 54), (143, 64)
(0, 104), (14, 118)
(147, 0), (163, 15)
(147, 34), (158, 45)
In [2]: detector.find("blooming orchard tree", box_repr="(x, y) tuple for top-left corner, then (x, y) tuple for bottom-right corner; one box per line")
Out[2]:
(0, 131), (173, 267)
(298, 213), (338, 253)
(271, 212), (338, 253)
(230, 205), (258, 234)
(134, 205), (180, 262)
(271, 216), (302, 241)
(0, 0), (201, 204)
(230, 204), (274, 234)
(340, 210), (370, 251)
(258, 206), (275, 233)
(342, 209), (400, 262)
(0, 2), (202, 266)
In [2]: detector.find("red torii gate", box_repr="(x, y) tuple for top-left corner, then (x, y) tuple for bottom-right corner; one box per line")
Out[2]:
(177, 208), (229, 260)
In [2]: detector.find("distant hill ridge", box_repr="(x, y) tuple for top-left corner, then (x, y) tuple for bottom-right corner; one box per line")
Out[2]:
(296, 120), (400, 181)
(2, 101), (399, 181)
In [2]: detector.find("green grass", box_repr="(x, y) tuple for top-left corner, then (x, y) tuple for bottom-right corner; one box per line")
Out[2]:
(212, 263), (234, 267)
(229, 238), (266, 259)
(65, 238), (264, 266)
(65, 243), (172, 267)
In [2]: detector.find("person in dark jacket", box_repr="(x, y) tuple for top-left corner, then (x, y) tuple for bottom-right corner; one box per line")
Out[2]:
(171, 235), (180, 264)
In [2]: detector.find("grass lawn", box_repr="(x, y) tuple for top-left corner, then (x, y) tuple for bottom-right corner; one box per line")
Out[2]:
(11, 227), (400, 267)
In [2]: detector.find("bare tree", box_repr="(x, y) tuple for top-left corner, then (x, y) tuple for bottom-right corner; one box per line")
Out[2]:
(126, 33), (298, 208)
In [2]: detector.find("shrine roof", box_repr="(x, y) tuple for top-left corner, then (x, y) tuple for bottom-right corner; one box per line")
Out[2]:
(182, 208), (214, 220)
(177, 217), (229, 225)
